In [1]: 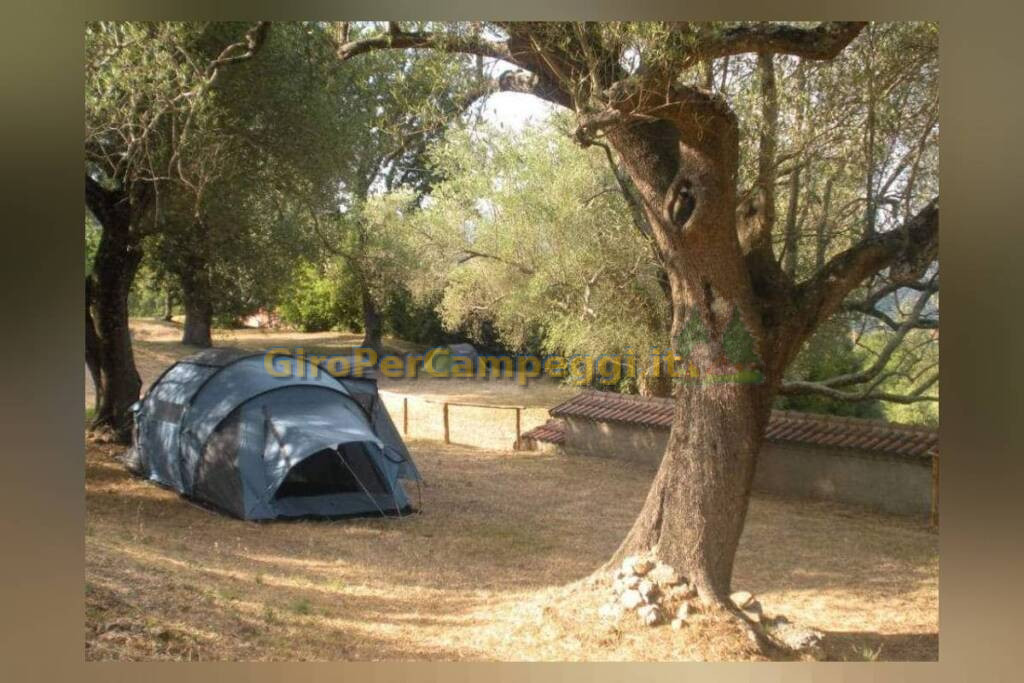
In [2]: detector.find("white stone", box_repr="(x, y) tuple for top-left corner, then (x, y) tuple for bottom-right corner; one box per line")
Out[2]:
(620, 589), (644, 610)
(764, 619), (825, 658)
(632, 558), (656, 576)
(665, 582), (696, 602)
(637, 579), (658, 602)
(637, 604), (663, 626)
(622, 555), (656, 576)
(670, 618), (684, 630)
(676, 601), (691, 621)
(647, 563), (681, 587)
(622, 574), (640, 590)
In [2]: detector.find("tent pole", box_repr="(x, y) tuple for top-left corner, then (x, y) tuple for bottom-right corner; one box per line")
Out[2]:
(333, 446), (390, 518)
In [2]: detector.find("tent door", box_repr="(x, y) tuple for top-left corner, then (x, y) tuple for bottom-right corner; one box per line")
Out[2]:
(273, 443), (389, 500)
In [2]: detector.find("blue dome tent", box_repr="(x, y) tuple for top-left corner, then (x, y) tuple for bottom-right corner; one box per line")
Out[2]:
(125, 348), (419, 520)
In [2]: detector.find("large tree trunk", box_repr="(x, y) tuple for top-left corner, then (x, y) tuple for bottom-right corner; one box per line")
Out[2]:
(638, 364), (673, 398)
(88, 203), (144, 441)
(360, 284), (383, 354)
(180, 253), (213, 348)
(162, 287), (175, 322)
(614, 381), (774, 597)
(602, 95), (779, 606)
(85, 275), (103, 413)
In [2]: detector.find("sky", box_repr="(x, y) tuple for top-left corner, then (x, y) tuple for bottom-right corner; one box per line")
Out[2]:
(475, 57), (558, 131)
(479, 91), (556, 131)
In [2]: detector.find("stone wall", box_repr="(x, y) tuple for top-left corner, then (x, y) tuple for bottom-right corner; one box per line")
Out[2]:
(561, 417), (933, 518)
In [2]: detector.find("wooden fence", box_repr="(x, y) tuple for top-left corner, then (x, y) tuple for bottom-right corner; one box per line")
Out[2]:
(379, 391), (549, 451)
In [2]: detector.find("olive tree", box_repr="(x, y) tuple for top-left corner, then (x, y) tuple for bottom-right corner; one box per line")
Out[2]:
(412, 121), (669, 387)
(334, 21), (939, 627)
(85, 21), (269, 438)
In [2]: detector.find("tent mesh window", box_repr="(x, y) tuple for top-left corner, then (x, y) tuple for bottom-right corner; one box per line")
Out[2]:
(274, 443), (389, 499)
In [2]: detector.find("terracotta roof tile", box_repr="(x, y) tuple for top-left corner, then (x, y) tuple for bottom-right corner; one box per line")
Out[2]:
(519, 418), (566, 446)
(541, 390), (937, 459)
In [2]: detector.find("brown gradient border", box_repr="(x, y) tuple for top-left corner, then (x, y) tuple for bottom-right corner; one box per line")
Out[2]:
(3, 0), (1022, 679)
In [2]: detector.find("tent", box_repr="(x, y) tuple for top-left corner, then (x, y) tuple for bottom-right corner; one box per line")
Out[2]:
(425, 343), (479, 375)
(125, 347), (420, 520)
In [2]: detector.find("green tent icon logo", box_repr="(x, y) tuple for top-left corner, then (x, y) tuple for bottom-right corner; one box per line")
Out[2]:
(673, 309), (764, 385)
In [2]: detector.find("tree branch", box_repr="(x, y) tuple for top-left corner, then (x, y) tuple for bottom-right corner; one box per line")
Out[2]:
(335, 24), (513, 63)
(457, 249), (535, 275)
(334, 24), (577, 108)
(797, 197), (938, 337)
(780, 371), (938, 403)
(210, 21), (270, 67)
(738, 51), (779, 257)
(844, 277), (939, 330)
(801, 284), (935, 391)
(85, 174), (115, 222)
(693, 22), (868, 64)
(851, 306), (938, 331)
(591, 140), (650, 237)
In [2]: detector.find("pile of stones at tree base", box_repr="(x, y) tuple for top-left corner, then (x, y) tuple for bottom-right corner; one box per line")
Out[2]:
(599, 554), (825, 658)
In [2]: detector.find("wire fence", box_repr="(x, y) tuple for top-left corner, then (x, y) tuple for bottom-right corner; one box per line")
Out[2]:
(379, 391), (552, 451)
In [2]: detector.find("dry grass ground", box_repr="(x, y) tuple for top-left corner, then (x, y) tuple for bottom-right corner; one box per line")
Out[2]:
(84, 319), (938, 661)
(85, 440), (937, 661)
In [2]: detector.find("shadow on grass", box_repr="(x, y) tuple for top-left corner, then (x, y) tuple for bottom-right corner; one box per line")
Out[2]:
(821, 630), (937, 661)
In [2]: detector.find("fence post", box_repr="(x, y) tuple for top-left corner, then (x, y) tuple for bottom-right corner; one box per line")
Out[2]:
(403, 397), (408, 436)
(515, 407), (521, 450)
(443, 402), (450, 444)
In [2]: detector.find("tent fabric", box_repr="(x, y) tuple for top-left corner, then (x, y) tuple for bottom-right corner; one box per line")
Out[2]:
(127, 348), (420, 520)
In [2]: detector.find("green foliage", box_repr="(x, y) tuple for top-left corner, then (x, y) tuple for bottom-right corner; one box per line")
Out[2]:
(856, 327), (939, 425)
(85, 22), (204, 183)
(775, 319), (885, 419)
(286, 32), (482, 346)
(146, 23), (346, 323)
(382, 288), (455, 347)
(88, 22), (361, 326)
(85, 213), (101, 275)
(412, 120), (668, 372)
(278, 263), (360, 333)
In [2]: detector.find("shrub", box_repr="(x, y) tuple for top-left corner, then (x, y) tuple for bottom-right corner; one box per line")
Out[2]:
(278, 263), (359, 333)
